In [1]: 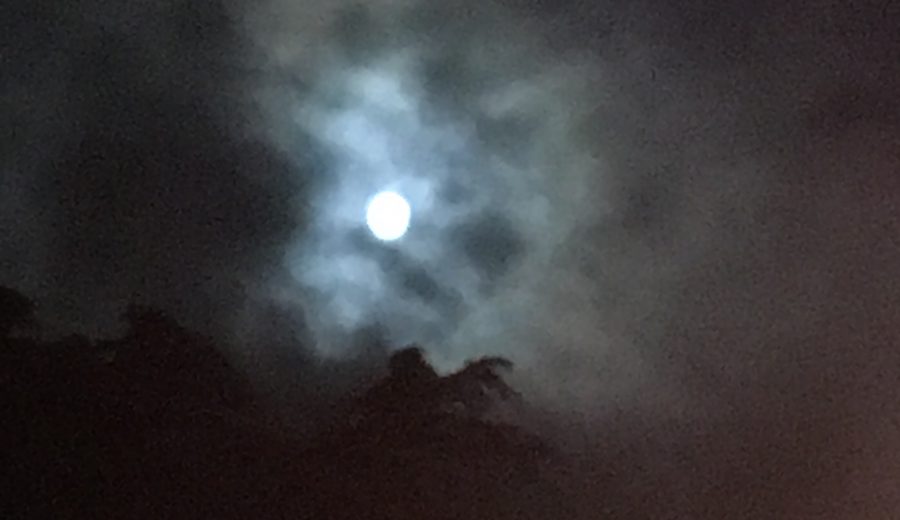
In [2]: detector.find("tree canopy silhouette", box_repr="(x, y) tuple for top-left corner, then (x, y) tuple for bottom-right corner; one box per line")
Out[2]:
(346, 345), (521, 426)
(0, 286), (35, 337)
(296, 346), (565, 520)
(5, 289), (569, 520)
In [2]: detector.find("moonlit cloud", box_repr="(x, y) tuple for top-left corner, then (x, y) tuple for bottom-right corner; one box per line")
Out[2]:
(3, 1), (899, 514)
(244, 3), (613, 375)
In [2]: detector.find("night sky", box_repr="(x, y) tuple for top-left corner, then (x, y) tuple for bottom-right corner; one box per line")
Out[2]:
(3, 0), (900, 517)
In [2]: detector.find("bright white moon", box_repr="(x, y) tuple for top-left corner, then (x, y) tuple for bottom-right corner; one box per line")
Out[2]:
(365, 191), (411, 241)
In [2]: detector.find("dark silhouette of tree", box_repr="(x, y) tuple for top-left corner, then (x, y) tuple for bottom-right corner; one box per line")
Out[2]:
(355, 345), (519, 418)
(114, 303), (249, 413)
(296, 345), (568, 520)
(342, 345), (524, 434)
(5, 288), (571, 519)
(0, 286), (35, 337)
(388, 345), (438, 380)
(441, 354), (521, 416)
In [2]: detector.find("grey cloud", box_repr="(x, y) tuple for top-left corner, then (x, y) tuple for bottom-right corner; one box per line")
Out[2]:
(3, 0), (899, 515)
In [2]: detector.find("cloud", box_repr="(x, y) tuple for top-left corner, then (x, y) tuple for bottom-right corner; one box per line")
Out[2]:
(3, 0), (899, 514)
(243, 1), (614, 371)
(242, 1), (900, 515)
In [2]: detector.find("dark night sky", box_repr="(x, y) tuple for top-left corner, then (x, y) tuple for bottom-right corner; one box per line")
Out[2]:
(3, 0), (900, 517)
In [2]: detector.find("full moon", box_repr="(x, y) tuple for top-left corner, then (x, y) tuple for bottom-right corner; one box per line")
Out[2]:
(365, 191), (411, 241)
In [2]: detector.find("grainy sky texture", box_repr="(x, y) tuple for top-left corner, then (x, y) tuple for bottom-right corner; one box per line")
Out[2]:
(2, 0), (900, 516)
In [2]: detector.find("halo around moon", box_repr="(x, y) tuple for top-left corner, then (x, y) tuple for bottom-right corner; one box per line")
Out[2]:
(366, 191), (411, 241)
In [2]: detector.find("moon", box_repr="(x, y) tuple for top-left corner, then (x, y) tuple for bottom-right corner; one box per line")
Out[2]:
(366, 191), (411, 241)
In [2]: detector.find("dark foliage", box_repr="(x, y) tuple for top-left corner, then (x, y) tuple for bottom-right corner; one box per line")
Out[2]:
(0, 286), (35, 337)
(2, 288), (566, 519)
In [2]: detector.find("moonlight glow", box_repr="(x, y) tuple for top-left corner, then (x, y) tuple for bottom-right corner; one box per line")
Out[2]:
(366, 191), (411, 241)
